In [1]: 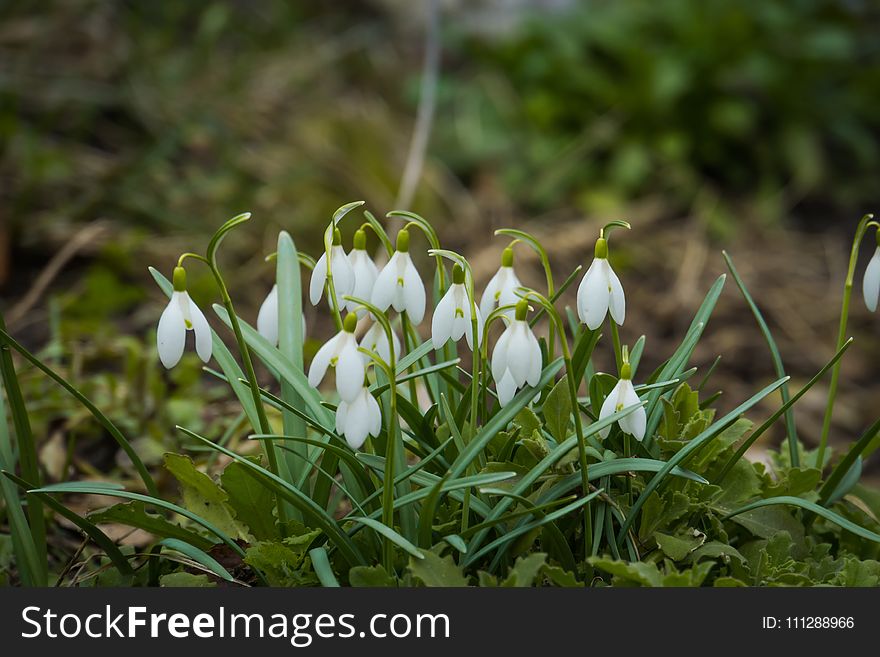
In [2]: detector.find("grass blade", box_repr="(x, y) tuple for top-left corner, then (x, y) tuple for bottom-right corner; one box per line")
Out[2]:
(724, 251), (800, 466)
(722, 496), (880, 543)
(309, 546), (340, 587)
(158, 538), (234, 582)
(350, 517), (424, 559)
(618, 376), (789, 543)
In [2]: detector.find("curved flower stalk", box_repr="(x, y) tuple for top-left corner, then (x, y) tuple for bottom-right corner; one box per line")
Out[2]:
(599, 356), (646, 441)
(817, 214), (878, 467)
(480, 247), (522, 321)
(157, 266), (212, 369)
(577, 235), (625, 330)
(347, 229), (379, 316)
(308, 313), (364, 403)
(863, 235), (880, 312)
(371, 229), (426, 325)
(256, 284), (306, 347)
(360, 321), (400, 364)
(336, 384), (382, 450)
(491, 299), (542, 406)
(310, 228), (354, 310)
(432, 263), (484, 351)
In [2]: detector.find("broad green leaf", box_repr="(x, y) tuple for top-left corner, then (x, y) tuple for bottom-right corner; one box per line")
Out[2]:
(164, 454), (251, 542)
(221, 460), (277, 540)
(408, 549), (469, 587)
(501, 553), (547, 587)
(160, 573), (215, 587)
(542, 378), (571, 442)
(654, 530), (705, 561)
(349, 565), (396, 587)
(88, 501), (215, 551)
(244, 540), (318, 587)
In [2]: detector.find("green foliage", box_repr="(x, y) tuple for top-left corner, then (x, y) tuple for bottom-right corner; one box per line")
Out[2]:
(440, 0), (880, 225)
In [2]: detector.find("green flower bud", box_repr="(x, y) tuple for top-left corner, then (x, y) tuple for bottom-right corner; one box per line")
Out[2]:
(515, 298), (529, 321)
(172, 266), (187, 292)
(594, 237), (608, 259)
(501, 247), (514, 267)
(396, 229), (410, 253)
(353, 228), (367, 250)
(343, 312), (358, 333)
(452, 263), (466, 285)
(620, 362), (632, 381)
(332, 227), (342, 246)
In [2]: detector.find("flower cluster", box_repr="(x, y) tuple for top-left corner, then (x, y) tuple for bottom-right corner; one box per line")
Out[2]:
(156, 219), (645, 448)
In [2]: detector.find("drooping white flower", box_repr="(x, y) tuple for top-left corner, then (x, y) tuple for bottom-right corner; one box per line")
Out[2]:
(479, 247), (522, 321)
(432, 264), (483, 351)
(310, 228), (355, 310)
(256, 284), (307, 347)
(491, 300), (542, 406)
(576, 237), (625, 330)
(863, 245), (880, 312)
(346, 229), (379, 316)
(156, 267), (212, 369)
(336, 385), (382, 450)
(598, 363), (646, 441)
(359, 321), (400, 365)
(307, 313), (364, 402)
(371, 229), (426, 325)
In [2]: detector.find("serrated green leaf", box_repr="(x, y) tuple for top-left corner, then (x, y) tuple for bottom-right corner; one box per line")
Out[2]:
(408, 549), (469, 587)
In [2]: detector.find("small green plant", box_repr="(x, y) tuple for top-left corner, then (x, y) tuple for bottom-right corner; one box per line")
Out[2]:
(2, 206), (879, 587)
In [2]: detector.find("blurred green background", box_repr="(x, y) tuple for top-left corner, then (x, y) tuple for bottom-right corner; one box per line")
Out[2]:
(2, 0), (880, 493)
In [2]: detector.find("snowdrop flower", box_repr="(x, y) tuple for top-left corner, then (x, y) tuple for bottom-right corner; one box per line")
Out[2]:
(308, 313), (364, 402)
(371, 229), (426, 325)
(156, 267), (212, 369)
(256, 284), (307, 347)
(432, 263), (483, 351)
(336, 384), (382, 450)
(863, 241), (880, 312)
(491, 299), (542, 406)
(577, 237), (625, 330)
(360, 321), (400, 365)
(598, 362), (646, 441)
(310, 228), (354, 310)
(480, 247), (522, 321)
(346, 229), (379, 316)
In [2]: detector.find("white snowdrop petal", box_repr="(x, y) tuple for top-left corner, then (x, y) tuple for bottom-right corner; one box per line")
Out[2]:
(367, 392), (382, 438)
(579, 259), (611, 330)
(157, 292), (187, 369)
(863, 247), (880, 312)
(402, 258), (426, 324)
(497, 370), (518, 407)
(371, 252), (400, 312)
(257, 285), (279, 346)
(308, 332), (340, 387)
(525, 329), (542, 387)
(336, 400), (349, 435)
(431, 287), (456, 349)
(607, 262), (626, 326)
(349, 251), (379, 314)
(309, 252), (328, 306)
(507, 325), (533, 386)
(598, 380), (623, 439)
(491, 325), (514, 383)
(479, 269), (502, 320)
(187, 295), (213, 364)
(335, 340), (365, 403)
(330, 245), (355, 301)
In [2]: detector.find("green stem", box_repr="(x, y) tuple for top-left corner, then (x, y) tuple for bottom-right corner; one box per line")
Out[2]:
(610, 321), (622, 372)
(0, 310), (48, 584)
(208, 265), (286, 526)
(523, 291), (592, 558)
(816, 214), (876, 469)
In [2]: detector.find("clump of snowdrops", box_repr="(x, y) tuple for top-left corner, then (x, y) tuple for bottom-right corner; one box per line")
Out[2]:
(2, 205), (880, 587)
